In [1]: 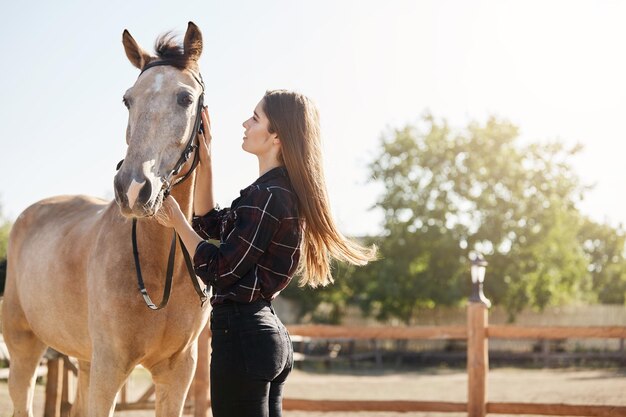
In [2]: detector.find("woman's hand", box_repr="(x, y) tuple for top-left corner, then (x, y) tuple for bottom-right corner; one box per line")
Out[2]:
(157, 196), (204, 254)
(193, 106), (215, 216)
(156, 196), (184, 229)
(198, 106), (212, 166)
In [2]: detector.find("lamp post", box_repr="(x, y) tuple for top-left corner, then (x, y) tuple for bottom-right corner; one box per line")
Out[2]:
(467, 250), (490, 417)
(469, 251), (491, 308)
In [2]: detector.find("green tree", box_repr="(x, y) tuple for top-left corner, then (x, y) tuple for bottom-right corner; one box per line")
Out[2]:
(284, 115), (626, 324)
(0, 212), (10, 259)
(281, 261), (357, 323)
(0, 202), (11, 293)
(361, 114), (593, 322)
(578, 218), (626, 304)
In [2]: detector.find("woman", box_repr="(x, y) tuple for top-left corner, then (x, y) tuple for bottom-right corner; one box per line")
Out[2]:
(158, 89), (377, 417)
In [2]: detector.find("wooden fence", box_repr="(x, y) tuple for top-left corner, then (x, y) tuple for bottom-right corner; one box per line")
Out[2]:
(44, 301), (626, 417)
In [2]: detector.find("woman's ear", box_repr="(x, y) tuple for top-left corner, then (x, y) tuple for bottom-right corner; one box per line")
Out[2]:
(271, 132), (281, 146)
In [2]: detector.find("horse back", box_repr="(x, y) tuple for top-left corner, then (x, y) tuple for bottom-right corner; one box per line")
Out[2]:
(8, 194), (109, 269)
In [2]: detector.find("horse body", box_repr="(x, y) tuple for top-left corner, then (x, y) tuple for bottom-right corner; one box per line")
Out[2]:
(3, 23), (209, 417)
(6, 195), (105, 360)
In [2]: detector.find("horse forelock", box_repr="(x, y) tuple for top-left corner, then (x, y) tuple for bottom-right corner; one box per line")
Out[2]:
(151, 32), (199, 72)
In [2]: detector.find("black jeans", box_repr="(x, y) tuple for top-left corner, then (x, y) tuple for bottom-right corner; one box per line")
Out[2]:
(210, 299), (293, 417)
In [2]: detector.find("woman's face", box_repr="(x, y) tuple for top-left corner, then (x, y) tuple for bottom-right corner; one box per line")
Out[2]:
(241, 99), (277, 156)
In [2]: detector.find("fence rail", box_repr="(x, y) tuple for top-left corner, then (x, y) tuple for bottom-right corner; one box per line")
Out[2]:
(488, 325), (626, 339)
(286, 324), (467, 340)
(283, 399), (467, 412)
(486, 402), (626, 417)
(281, 399), (626, 416)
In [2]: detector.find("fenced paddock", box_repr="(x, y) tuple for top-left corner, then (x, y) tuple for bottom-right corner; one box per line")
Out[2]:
(282, 310), (626, 417)
(37, 301), (626, 417)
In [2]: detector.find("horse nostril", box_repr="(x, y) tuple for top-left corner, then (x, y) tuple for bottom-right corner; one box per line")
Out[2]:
(138, 181), (153, 206)
(113, 177), (129, 207)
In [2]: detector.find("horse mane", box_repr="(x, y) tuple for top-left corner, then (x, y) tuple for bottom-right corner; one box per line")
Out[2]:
(152, 32), (197, 70)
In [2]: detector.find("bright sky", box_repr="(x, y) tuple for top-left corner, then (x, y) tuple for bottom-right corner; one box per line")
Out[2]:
(1, 1), (625, 236)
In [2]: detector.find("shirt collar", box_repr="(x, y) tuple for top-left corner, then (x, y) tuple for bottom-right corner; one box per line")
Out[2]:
(252, 166), (288, 186)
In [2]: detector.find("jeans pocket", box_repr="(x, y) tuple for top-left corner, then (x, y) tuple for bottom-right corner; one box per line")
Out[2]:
(240, 327), (288, 381)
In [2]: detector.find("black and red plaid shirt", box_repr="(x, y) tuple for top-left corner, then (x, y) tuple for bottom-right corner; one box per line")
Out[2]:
(192, 167), (301, 305)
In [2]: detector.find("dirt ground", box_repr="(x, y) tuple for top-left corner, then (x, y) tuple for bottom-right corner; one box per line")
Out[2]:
(1, 367), (625, 417)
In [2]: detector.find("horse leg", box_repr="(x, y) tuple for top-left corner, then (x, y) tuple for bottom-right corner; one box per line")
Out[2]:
(69, 360), (90, 417)
(3, 325), (47, 417)
(87, 348), (134, 417)
(151, 345), (198, 417)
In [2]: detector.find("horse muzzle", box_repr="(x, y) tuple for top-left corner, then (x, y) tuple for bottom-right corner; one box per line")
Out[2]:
(113, 173), (164, 218)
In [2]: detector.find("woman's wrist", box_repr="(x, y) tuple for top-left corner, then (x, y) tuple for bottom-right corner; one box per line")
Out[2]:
(171, 209), (188, 230)
(198, 156), (212, 168)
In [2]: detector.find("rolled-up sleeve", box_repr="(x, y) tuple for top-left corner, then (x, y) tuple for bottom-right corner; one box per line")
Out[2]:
(192, 188), (282, 288)
(193, 240), (219, 285)
(192, 206), (228, 240)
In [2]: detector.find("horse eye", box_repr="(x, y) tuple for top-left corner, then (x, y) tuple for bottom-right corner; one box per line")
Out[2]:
(177, 92), (193, 107)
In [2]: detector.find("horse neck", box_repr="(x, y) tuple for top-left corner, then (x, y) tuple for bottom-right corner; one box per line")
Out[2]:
(169, 171), (196, 221)
(135, 172), (197, 259)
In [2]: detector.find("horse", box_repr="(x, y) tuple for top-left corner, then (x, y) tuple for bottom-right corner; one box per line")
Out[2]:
(2, 22), (210, 417)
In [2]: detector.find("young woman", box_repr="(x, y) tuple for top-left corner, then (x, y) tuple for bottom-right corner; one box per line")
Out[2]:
(158, 89), (377, 417)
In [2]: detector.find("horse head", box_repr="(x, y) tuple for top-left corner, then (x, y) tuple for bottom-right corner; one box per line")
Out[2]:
(114, 22), (204, 218)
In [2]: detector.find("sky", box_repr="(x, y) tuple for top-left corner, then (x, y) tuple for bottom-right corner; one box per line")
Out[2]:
(1, 0), (626, 237)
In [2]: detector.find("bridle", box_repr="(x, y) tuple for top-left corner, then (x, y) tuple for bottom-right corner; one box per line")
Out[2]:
(117, 60), (209, 310)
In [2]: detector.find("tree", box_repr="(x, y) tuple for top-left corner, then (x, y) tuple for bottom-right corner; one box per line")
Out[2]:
(361, 114), (594, 322)
(578, 218), (626, 304)
(0, 202), (11, 294)
(0, 215), (10, 259)
(281, 261), (357, 324)
(284, 115), (626, 324)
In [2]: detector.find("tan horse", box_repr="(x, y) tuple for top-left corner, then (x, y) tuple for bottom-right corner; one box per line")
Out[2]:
(2, 22), (210, 417)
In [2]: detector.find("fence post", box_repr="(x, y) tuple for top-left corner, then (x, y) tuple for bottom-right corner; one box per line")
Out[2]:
(467, 302), (489, 417)
(61, 356), (72, 417)
(193, 322), (211, 417)
(44, 357), (63, 417)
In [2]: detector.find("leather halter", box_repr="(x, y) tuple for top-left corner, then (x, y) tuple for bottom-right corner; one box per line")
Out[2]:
(118, 60), (209, 310)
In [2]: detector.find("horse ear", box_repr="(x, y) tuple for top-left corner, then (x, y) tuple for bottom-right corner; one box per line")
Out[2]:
(122, 29), (152, 70)
(183, 22), (203, 62)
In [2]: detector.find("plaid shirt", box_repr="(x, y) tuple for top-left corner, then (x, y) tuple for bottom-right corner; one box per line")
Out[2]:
(192, 167), (301, 305)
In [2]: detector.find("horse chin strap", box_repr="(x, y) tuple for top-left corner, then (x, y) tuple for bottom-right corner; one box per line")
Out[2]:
(120, 60), (209, 310)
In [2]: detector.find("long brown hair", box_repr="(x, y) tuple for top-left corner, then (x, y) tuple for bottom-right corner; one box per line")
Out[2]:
(262, 90), (377, 287)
